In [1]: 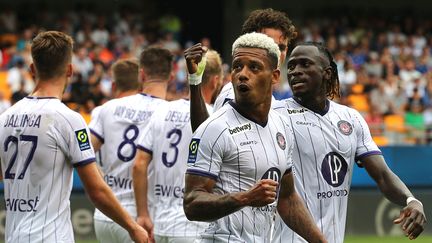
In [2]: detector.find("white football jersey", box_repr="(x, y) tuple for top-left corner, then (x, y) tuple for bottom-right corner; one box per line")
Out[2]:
(89, 93), (166, 222)
(0, 97), (96, 243)
(212, 82), (234, 112)
(271, 98), (381, 243)
(187, 102), (294, 243)
(137, 99), (209, 237)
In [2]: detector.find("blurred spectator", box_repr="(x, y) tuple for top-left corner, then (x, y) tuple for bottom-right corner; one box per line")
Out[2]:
(7, 58), (33, 94)
(72, 46), (94, 81)
(369, 82), (394, 116)
(0, 90), (11, 114)
(11, 81), (28, 105)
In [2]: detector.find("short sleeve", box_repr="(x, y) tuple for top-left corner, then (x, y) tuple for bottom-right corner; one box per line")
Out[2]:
(213, 83), (234, 112)
(60, 112), (96, 167)
(351, 109), (382, 162)
(186, 121), (225, 181)
(136, 110), (158, 155)
(89, 106), (105, 143)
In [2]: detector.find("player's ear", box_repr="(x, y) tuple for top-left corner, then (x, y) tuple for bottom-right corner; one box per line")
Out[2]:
(272, 69), (280, 85)
(323, 66), (332, 81)
(139, 68), (146, 82)
(66, 64), (73, 77)
(29, 63), (36, 78)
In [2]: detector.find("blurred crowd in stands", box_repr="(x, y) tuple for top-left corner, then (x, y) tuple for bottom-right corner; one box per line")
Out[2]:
(0, 8), (431, 145)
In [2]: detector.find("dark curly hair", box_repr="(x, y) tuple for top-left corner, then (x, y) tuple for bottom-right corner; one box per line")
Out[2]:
(241, 8), (297, 45)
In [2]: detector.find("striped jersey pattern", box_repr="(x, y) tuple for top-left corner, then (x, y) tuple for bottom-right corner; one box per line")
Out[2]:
(271, 98), (381, 243)
(137, 99), (210, 237)
(187, 102), (294, 243)
(89, 93), (166, 222)
(0, 97), (95, 243)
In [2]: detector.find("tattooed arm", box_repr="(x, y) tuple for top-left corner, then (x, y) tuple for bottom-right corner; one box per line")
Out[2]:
(183, 174), (278, 221)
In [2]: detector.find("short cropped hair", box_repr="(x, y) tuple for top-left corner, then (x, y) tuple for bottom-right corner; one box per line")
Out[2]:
(31, 31), (73, 80)
(241, 8), (297, 45)
(232, 32), (281, 69)
(139, 46), (174, 80)
(202, 50), (223, 85)
(112, 58), (140, 92)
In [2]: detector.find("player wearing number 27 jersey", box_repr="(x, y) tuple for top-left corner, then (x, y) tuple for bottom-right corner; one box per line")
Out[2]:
(0, 97), (95, 242)
(89, 93), (166, 237)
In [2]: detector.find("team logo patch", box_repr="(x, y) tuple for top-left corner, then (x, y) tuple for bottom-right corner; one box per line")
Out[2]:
(276, 132), (286, 150)
(321, 152), (348, 187)
(337, 120), (353, 135)
(188, 138), (200, 164)
(75, 129), (90, 151)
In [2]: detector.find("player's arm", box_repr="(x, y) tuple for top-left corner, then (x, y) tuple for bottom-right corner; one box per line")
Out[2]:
(277, 171), (327, 243)
(132, 149), (154, 240)
(184, 174), (278, 221)
(90, 134), (103, 153)
(184, 43), (210, 132)
(362, 154), (426, 239)
(77, 162), (149, 243)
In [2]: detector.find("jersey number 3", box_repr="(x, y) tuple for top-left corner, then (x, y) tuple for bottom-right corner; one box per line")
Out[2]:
(4, 135), (38, 180)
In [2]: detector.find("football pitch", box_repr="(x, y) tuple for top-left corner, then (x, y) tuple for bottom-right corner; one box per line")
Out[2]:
(72, 235), (432, 243)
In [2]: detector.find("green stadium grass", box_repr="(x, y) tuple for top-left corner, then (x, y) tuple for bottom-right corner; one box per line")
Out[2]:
(72, 236), (432, 243)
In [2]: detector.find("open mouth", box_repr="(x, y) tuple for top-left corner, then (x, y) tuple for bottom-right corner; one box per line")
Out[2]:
(290, 79), (306, 89)
(238, 83), (250, 93)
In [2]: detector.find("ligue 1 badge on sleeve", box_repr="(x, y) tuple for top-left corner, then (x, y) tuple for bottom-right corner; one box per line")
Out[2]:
(75, 129), (91, 151)
(337, 120), (353, 136)
(188, 138), (200, 163)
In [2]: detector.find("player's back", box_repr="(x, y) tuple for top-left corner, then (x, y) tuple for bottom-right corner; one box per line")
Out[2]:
(89, 93), (166, 221)
(0, 97), (95, 243)
(138, 99), (208, 237)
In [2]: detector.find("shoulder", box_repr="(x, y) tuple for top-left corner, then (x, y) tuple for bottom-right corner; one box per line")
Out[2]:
(195, 105), (232, 136)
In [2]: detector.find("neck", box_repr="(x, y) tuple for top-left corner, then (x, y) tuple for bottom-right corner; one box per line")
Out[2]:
(233, 98), (271, 126)
(294, 95), (328, 114)
(116, 90), (138, 98)
(141, 80), (168, 99)
(201, 85), (213, 104)
(30, 77), (66, 99)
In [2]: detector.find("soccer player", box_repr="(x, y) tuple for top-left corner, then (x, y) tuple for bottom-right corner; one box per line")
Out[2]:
(184, 32), (326, 243)
(132, 50), (223, 243)
(270, 42), (426, 242)
(89, 46), (174, 243)
(0, 31), (148, 243)
(189, 8), (297, 131)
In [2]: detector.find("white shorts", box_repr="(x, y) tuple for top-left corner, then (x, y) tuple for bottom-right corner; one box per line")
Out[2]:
(94, 219), (134, 243)
(155, 235), (196, 243)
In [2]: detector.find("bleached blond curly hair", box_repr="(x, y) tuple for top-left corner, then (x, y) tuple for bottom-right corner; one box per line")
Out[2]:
(232, 32), (281, 68)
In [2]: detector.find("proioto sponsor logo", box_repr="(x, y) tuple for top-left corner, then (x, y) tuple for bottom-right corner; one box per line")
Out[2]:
(321, 152), (348, 187)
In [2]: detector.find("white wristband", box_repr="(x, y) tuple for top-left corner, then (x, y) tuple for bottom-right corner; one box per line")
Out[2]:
(188, 73), (203, 86)
(406, 196), (423, 207)
(188, 54), (207, 86)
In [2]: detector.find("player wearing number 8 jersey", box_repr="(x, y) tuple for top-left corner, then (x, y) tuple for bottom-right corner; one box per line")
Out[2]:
(0, 31), (148, 243)
(89, 47), (174, 243)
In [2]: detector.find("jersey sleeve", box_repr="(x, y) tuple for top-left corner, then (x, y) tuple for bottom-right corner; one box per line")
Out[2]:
(136, 109), (158, 155)
(186, 121), (225, 181)
(351, 109), (382, 164)
(88, 105), (105, 143)
(59, 111), (96, 167)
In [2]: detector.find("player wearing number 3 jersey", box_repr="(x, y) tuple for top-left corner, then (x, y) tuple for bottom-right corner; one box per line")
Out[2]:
(133, 50), (223, 243)
(89, 46), (174, 243)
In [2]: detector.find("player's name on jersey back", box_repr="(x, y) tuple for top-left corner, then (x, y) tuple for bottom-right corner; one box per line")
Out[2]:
(3, 114), (42, 128)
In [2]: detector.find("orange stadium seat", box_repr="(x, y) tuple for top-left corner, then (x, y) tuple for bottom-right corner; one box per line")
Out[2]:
(0, 71), (12, 100)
